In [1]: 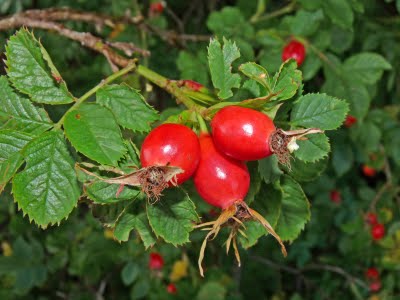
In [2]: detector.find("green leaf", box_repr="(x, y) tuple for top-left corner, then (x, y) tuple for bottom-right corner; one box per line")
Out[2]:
(285, 9), (324, 37)
(113, 212), (157, 248)
(258, 156), (283, 184)
(5, 29), (73, 104)
(276, 175), (310, 241)
(208, 38), (241, 99)
(343, 52), (392, 85)
(270, 60), (302, 101)
(196, 281), (227, 300)
(64, 103), (126, 166)
(92, 201), (130, 228)
(0, 130), (33, 192)
(130, 278), (150, 300)
(96, 84), (159, 132)
(302, 52), (322, 81)
(0, 237), (47, 294)
(322, 0), (354, 29)
(0, 76), (53, 134)
(331, 133), (354, 177)
(147, 188), (198, 246)
(206, 7), (254, 38)
(239, 62), (270, 90)
(12, 131), (80, 227)
(177, 50), (210, 86)
(294, 133), (330, 162)
(244, 163), (262, 205)
(285, 157), (328, 182)
(291, 93), (349, 130)
(85, 181), (141, 204)
(121, 262), (140, 286)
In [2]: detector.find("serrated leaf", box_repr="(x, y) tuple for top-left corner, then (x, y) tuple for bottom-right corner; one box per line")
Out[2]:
(196, 281), (227, 300)
(258, 156), (283, 184)
(285, 157), (328, 182)
(343, 52), (392, 85)
(0, 130), (33, 193)
(177, 51), (210, 86)
(147, 188), (198, 246)
(284, 9), (324, 37)
(121, 262), (140, 286)
(270, 60), (302, 101)
(12, 131), (80, 227)
(5, 29), (74, 104)
(239, 62), (270, 89)
(208, 38), (241, 99)
(291, 93), (349, 130)
(96, 84), (159, 132)
(92, 200), (130, 228)
(294, 133), (330, 162)
(64, 103), (126, 166)
(276, 175), (310, 241)
(85, 181), (141, 204)
(133, 213), (157, 248)
(0, 76), (53, 134)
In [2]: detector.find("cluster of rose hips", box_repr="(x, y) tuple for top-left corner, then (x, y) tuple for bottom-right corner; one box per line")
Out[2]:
(365, 212), (385, 241)
(365, 267), (382, 293)
(148, 252), (177, 294)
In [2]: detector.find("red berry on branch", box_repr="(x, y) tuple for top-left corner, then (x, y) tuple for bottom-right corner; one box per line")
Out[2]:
(149, 252), (164, 270)
(365, 212), (378, 225)
(369, 280), (382, 292)
(150, 2), (165, 14)
(330, 190), (341, 204)
(371, 223), (385, 240)
(362, 165), (377, 177)
(167, 283), (177, 294)
(282, 39), (306, 66)
(365, 267), (379, 280)
(344, 115), (357, 128)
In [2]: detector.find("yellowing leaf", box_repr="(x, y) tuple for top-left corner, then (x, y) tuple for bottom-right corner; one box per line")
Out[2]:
(104, 229), (115, 240)
(1, 241), (12, 257)
(169, 255), (189, 282)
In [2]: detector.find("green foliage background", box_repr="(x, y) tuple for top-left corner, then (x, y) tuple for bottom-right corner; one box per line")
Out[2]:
(0, 0), (399, 299)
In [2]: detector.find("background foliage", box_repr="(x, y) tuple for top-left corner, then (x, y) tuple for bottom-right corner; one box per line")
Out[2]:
(0, 0), (399, 299)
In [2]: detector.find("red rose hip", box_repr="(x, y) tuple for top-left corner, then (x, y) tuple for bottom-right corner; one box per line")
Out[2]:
(366, 212), (378, 225)
(362, 165), (376, 177)
(211, 106), (276, 161)
(365, 267), (379, 280)
(371, 223), (385, 240)
(167, 283), (177, 294)
(149, 252), (164, 270)
(282, 40), (306, 66)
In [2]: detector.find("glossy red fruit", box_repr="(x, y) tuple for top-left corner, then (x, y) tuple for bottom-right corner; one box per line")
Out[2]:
(366, 267), (379, 280)
(369, 280), (381, 292)
(211, 106), (276, 161)
(371, 223), (385, 240)
(150, 2), (164, 14)
(344, 115), (357, 128)
(282, 40), (306, 66)
(166, 283), (177, 294)
(366, 212), (378, 225)
(140, 123), (200, 184)
(363, 165), (377, 177)
(193, 133), (250, 209)
(183, 80), (204, 91)
(149, 252), (164, 270)
(330, 190), (341, 204)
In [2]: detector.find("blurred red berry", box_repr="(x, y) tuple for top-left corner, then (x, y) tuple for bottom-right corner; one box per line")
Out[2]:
(366, 212), (378, 225)
(282, 40), (306, 66)
(362, 165), (376, 177)
(330, 190), (341, 204)
(183, 80), (204, 91)
(167, 283), (177, 294)
(369, 280), (381, 292)
(371, 223), (385, 240)
(150, 2), (165, 14)
(365, 267), (379, 280)
(344, 115), (357, 128)
(149, 252), (164, 270)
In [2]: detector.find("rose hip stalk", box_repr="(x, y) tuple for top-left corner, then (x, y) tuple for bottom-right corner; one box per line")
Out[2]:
(78, 123), (200, 201)
(211, 106), (322, 166)
(194, 118), (286, 276)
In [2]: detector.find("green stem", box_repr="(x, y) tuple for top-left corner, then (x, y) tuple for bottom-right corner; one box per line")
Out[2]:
(196, 112), (209, 134)
(136, 65), (204, 112)
(53, 61), (137, 130)
(250, 0), (297, 24)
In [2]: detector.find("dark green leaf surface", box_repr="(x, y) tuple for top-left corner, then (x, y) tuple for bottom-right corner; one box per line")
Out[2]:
(0, 76), (53, 134)
(64, 103), (126, 166)
(5, 29), (74, 104)
(294, 133), (330, 162)
(147, 188), (198, 246)
(86, 181), (141, 204)
(270, 60), (302, 101)
(96, 84), (159, 132)
(12, 131), (80, 227)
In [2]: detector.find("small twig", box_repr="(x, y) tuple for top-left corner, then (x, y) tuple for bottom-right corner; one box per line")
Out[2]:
(250, 0), (297, 24)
